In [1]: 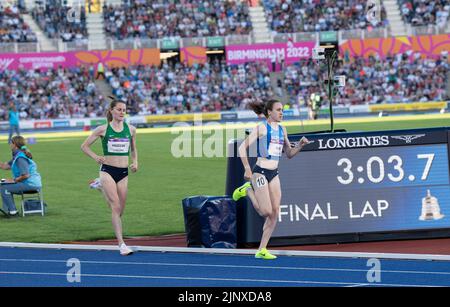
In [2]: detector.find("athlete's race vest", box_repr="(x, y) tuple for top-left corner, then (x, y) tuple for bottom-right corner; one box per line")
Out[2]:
(257, 121), (285, 161)
(102, 123), (131, 156)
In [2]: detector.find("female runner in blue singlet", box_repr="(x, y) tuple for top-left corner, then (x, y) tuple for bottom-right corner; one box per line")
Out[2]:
(233, 99), (309, 259)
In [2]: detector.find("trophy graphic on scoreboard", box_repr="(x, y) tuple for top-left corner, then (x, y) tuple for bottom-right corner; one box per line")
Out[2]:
(419, 190), (445, 221)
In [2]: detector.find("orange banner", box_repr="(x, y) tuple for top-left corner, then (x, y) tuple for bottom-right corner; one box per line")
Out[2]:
(74, 49), (161, 68)
(180, 47), (207, 66)
(340, 34), (450, 60)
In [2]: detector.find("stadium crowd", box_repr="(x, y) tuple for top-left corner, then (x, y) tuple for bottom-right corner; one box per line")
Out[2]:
(103, 0), (252, 40)
(4, 0), (447, 46)
(0, 66), (105, 120)
(399, 0), (449, 28)
(262, 0), (388, 34)
(105, 60), (273, 114)
(1, 50), (448, 120)
(31, 1), (88, 42)
(0, 5), (37, 43)
(284, 51), (449, 106)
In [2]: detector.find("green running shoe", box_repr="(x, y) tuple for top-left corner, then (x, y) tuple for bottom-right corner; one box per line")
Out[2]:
(255, 248), (277, 260)
(232, 182), (252, 201)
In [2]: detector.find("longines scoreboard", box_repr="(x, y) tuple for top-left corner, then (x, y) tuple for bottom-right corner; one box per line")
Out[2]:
(226, 127), (450, 245)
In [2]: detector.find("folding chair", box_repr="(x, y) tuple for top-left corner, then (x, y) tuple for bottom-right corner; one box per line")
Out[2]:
(19, 189), (45, 217)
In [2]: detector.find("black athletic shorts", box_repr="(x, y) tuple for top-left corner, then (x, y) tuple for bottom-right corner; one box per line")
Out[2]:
(101, 164), (128, 183)
(252, 165), (279, 183)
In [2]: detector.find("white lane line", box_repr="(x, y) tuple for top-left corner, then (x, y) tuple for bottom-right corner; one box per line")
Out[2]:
(1, 258), (450, 276)
(0, 271), (438, 287)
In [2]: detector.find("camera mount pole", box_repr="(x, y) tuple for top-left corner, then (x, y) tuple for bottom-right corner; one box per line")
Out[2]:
(326, 50), (338, 133)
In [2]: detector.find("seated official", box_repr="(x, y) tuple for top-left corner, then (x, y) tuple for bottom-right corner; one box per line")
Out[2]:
(0, 136), (42, 216)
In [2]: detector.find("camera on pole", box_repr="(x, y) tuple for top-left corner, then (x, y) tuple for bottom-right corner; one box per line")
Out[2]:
(311, 31), (344, 133)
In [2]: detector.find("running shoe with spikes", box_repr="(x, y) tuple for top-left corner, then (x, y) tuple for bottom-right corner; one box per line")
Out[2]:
(232, 182), (252, 201)
(255, 248), (277, 260)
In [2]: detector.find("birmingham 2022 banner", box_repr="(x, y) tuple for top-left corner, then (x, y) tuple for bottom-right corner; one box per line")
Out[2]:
(225, 34), (450, 71)
(226, 41), (315, 71)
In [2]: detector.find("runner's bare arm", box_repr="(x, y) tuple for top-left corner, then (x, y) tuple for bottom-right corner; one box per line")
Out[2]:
(129, 125), (138, 172)
(282, 126), (309, 159)
(81, 125), (107, 164)
(238, 124), (265, 179)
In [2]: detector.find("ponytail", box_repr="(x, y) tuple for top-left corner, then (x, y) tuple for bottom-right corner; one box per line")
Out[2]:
(248, 101), (266, 117)
(21, 146), (33, 159)
(248, 99), (281, 118)
(106, 109), (113, 122)
(106, 95), (122, 123)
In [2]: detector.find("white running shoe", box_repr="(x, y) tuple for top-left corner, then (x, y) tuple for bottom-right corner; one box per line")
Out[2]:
(119, 243), (133, 256)
(89, 178), (102, 191)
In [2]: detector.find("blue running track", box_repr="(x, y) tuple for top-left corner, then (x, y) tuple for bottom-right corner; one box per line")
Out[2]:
(0, 246), (450, 287)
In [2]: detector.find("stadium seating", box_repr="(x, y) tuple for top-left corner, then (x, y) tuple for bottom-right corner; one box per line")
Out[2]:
(398, 0), (449, 28)
(102, 0), (252, 40)
(105, 52), (449, 114)
(0, 66), (103, 120)
(0, 52), (448, 119)
(0, 5), (37, 43)
(31, 0), (88, 42)
(262, 0), (388, 33)
(105, 60), (272, 114)
(284, 53), (449, 106)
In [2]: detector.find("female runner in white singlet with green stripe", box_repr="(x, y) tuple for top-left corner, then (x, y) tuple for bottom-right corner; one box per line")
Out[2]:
(81, 99), (138, 256)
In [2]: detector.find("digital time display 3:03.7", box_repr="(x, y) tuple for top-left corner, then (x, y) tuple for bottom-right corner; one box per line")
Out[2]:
(337, 153), (435, 185)
(334, 144), (448, 188)
(275, 144), (450, 237)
